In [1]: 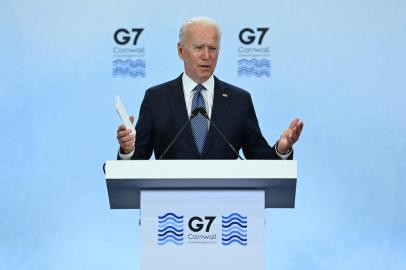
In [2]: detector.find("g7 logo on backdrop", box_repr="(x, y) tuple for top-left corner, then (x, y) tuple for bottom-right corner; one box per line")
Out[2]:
(239, 28), (269, 45)
(188, 216), (216, 232)
(114, 28), (144, 45)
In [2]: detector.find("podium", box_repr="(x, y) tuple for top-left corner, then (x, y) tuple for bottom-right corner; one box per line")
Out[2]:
(105, 160), (297, 270)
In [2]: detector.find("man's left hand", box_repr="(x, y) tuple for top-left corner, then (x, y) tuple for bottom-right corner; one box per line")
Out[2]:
(277, 118), (304, 154)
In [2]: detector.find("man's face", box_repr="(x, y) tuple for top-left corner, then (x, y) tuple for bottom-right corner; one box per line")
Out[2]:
(178, 23), (220, 83)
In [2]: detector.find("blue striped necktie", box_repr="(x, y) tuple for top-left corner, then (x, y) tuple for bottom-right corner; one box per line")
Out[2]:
(191, 84), (208, 154)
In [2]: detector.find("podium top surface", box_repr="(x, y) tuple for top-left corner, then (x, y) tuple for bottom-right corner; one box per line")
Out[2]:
(104, 160), (297, 209)
(105, 160), (297, 179)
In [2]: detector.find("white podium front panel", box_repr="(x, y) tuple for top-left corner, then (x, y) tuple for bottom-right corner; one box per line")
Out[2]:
(140, 190), (265, 270)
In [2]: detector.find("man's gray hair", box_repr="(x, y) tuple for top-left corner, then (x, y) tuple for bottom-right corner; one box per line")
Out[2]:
(178, 17), (222, 45)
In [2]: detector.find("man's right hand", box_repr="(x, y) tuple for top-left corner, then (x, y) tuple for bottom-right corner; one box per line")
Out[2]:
(117, 115), (135, 154)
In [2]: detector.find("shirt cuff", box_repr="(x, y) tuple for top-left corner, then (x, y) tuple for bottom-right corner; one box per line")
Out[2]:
(119, 149), (134, 160)
(275, 141), (292, 160)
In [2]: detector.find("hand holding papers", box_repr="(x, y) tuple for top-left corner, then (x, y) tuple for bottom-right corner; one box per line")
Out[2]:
(115, 96), (136, 155)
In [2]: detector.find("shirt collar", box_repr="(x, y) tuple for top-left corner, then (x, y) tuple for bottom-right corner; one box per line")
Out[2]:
(182, 72), (215, 95)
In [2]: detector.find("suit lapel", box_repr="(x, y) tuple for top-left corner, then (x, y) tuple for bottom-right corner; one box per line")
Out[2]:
(201, 77), (230, 157)
(166, 75), (200, 156)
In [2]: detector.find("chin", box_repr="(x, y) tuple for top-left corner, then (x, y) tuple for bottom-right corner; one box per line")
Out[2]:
(198, 76), (211, 82)
(199, 71), (213, 79)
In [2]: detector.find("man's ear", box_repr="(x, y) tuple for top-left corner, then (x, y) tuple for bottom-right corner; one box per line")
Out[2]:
(177, 42), (184, 60)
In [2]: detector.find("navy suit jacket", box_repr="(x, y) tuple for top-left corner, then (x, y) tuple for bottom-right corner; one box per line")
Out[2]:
(120, 74), (293, 160)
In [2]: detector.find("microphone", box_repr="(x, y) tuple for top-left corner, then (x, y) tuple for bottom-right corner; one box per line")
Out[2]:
(197, 108), (244, 160)
(158, 108), (200, 160)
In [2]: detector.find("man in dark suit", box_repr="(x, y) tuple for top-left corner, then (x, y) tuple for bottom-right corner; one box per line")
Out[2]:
(117, 17), (303, 160)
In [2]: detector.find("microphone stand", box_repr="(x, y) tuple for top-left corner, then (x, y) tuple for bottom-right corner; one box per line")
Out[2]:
(158, 108), (200, 160)
(198, 108), (244, 160)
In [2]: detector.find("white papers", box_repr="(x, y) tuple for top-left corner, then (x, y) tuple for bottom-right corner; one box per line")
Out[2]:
(115, 96), (136, 135)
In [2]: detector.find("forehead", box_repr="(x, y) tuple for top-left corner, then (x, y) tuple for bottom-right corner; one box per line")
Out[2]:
(185, 23), (219, 45)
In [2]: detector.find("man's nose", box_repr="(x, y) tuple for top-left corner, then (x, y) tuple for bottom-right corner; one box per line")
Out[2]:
(201, 47), (209, 59)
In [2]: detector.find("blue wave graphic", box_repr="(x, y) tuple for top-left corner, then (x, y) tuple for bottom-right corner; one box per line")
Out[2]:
(113, 68), (145, 78)
(113, 59), (146, 67)
(237, 67), (270, 71)
(222, 239), (248, 246)
(222, 213), (247, 246)
(222, 213), (247, 219)
(113, 59), (146, 78)
(222, 221), (247, 228)
(158, 230), (183, 237)
(222, 213), (247, 220)
(158, 213), (184, 245)
(222, 216), (247, 225)
(222, 226), (247, 234)
(158, 221), (183, 228)
(158, 213), (183, 219)
(158, 234), (183, 242)
(158, 225), (183, 233)
(237, 59), (271, 67)
(222, 230), (247, 238)
(222, 213), (246, 219)
(158, 239), (183, 245)
(238, 68), (270, 76)
(238, 58), (270, 78)
(158, 216), (184, 224)
(222, 235), (247, 242)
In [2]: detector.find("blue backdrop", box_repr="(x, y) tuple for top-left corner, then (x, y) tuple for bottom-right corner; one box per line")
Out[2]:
(1, 0), (405, 269)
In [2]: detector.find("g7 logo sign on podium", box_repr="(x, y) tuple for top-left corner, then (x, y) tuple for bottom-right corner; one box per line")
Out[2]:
(239, 27), (269, 45)
(188, 216), (216, 232)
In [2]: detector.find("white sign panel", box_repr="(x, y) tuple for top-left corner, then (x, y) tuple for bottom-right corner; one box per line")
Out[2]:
(140, 190), (265, 270)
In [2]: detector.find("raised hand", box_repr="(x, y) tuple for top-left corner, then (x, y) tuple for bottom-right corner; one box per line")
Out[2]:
(277, 118), (304, 154)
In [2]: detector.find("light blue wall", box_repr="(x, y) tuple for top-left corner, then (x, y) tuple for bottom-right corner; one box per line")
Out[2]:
(1, 0), (405, 269)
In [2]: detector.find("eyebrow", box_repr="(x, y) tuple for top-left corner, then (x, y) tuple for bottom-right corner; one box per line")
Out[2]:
(192, 43), (218, 47)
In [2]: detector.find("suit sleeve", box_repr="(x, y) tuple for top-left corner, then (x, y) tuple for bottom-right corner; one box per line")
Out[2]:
(131, 90), (155, 159)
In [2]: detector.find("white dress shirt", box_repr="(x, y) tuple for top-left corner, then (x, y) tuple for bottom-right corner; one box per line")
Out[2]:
(182, 72), (214, 120)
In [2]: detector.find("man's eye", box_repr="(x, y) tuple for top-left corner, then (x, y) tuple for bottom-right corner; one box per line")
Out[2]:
(210, 47), (218, 52)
